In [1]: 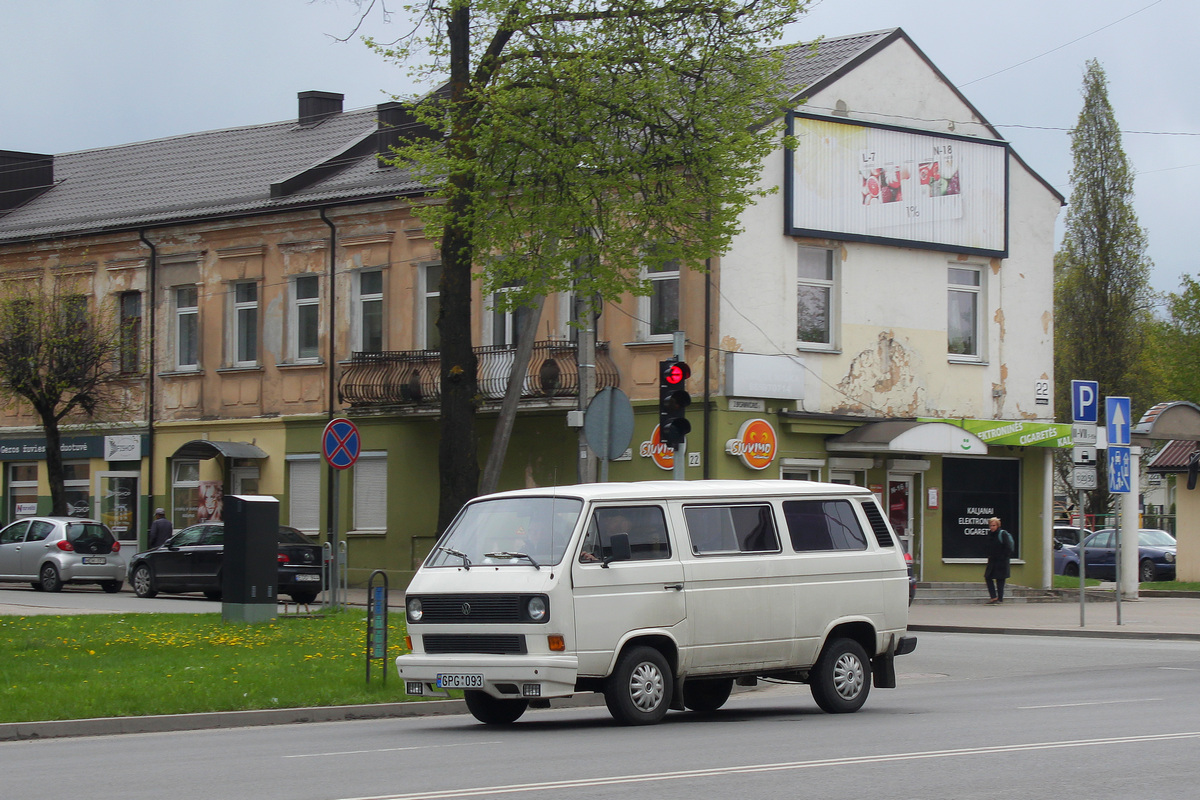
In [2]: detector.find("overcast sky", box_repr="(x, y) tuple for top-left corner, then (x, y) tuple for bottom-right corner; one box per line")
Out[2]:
(2, 0), (1195, 295)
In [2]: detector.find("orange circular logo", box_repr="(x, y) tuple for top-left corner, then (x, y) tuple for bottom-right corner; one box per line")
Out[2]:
(725, 418), (777, 470)
(639, 425), (675, 471)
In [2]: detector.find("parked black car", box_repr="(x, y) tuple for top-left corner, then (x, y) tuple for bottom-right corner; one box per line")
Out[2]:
(128, 522), (324, 603)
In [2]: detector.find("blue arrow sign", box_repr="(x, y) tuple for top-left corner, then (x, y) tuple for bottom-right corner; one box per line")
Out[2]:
(1106, 396), (1131, 447)
(322, 418), (361, 470)
(1108, 445), (1131, 493)
(1071, 380), (1099, 424)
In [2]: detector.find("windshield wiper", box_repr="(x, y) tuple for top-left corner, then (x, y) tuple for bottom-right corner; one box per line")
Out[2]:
(439, 547), (472, 570)
(483, 551), (541, 569)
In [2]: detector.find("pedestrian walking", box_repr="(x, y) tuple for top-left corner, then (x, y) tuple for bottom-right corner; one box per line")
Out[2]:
(148, 507), (173, 550)
(984, 516), (1014, 604)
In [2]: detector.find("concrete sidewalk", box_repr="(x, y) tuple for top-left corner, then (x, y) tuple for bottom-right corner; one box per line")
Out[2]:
(908, 594), (1200, 641)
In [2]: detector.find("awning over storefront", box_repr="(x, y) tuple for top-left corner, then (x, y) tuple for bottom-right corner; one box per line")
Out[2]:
(826, 421), (988, 455)
(171, 440), (268, 460)
(1132, 401), (1200, 444)
(919, 417), (1072, 448)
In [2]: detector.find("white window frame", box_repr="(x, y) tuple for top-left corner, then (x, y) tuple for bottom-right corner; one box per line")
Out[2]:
(174, 285), (199, 370)
(171, 459), (200, 529)
(796, 245), (838, 352)
(781, 457), (825, 481)
(291, 274), (321, 363)
(287, 456), (321, 536)
(487, 285), (530, 348)
(355, 269), (385, 353)
(63, 460), (91, 518)
(948, 265), (985, 362)
(352, 452), (387, 533)
(638, 250), (679, 341)
(9, 462), (38, 521)
(422, 262), (441, 351)
(231, 280), (259, 367)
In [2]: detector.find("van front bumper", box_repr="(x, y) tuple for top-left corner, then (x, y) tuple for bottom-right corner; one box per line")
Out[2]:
(396, 653), (580, 700)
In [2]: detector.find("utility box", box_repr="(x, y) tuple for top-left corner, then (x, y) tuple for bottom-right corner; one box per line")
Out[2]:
(222, 494), (278, 623)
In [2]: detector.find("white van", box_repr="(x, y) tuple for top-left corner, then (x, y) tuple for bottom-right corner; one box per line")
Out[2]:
(397, 480), (916, 725)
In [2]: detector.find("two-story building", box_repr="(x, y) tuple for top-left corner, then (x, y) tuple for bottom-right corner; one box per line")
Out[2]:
(0, 29), (1064, 588)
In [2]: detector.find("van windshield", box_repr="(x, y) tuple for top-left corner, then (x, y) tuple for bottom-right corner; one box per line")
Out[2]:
(426, 497), (583, 568)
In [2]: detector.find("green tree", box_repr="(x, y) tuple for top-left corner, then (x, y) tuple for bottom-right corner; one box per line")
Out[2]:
(1054, 59), (1154, 518)
(363, 0), (809, 530)
(0, 279), (133, 516)
(1146, 275), (1200, 402)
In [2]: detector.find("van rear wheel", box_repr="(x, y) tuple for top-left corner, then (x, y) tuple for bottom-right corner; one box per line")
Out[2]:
(810, 637), (871, 714)
(463, 690), (528, 725)
(604, 645), (673, 725)
(683, 678), (733, 713)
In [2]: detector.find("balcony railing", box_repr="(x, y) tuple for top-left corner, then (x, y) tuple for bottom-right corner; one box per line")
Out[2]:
(338, 340), (619, 408)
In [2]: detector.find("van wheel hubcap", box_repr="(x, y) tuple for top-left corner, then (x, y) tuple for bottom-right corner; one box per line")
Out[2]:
(629, 661), (665, 712)
(833, 653), (865, 700)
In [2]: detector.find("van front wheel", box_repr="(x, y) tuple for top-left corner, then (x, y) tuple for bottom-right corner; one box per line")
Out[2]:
(605, 645), (673, 725)
(810, 638), (871, 714)
(463, 691), (528, 725)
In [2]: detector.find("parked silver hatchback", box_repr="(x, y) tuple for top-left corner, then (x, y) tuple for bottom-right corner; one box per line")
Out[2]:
(0, 516), (126, 593)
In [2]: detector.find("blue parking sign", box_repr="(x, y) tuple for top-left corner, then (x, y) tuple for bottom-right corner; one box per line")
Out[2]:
(1108, 445), (1131, 493)
(1071, 380), (1098, 423)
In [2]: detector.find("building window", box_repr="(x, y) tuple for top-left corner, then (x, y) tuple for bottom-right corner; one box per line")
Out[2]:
(287, 457), (321, 535)
(423, 264), (441, 351)
(353, 453), (387, 531)
(357, 270), (384, 353)
(292, 275), (320, 362)
(118, 291), (141, 373)
(174, 286), (199, 369)
(63, 294), (89, 329)
(797, 246), (836, 348)
(642, 248), (679, 338)
(63, 461), (91, 518)
(232, 280), (259, 366)
(9, 463), (38, 521)
(948, 266), (982, 358)
(488, 284), (531, 349)
(171, 460), (200, 529)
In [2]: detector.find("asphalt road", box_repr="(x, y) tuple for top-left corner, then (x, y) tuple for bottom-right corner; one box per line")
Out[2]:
(3, 632), (1198, 800)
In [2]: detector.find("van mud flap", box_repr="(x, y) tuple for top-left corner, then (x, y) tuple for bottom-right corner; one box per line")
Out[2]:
(872, 635), (917, 689)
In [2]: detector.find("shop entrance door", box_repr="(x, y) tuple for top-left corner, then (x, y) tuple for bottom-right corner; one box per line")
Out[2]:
(96, 472), (141, 550)
(887, 475), (915, 556)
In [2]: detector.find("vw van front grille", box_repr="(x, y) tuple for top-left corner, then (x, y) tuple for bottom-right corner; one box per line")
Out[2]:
(415, 594), (523, 623)
(423, 634), (527, 655)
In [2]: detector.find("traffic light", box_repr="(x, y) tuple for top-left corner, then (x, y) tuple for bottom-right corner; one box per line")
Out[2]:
(659, 359), (692, 448)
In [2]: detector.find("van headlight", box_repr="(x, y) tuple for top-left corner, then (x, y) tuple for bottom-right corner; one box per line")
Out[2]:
(406, 597), (423, 623)
(526, 596), (548, 622)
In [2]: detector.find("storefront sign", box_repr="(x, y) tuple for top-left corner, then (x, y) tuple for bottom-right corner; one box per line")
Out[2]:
(919, 418), (1072, 448)
(941, 457), (1020, 559)
(725, 418), (778, 470)
(640, 425), (675, 471)
(0, 434), (147, 461)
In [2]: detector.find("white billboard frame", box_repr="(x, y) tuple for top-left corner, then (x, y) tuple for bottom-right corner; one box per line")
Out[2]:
(784, 112), (1009, 258)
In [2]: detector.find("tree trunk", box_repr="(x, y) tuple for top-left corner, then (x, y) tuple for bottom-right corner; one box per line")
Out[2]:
(437, 3), (481, 533)
(480, 296), (545, 495)
(40, 408), (68, 516)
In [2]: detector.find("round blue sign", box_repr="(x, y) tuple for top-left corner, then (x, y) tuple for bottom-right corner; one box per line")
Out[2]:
(322, 418), (361, 470)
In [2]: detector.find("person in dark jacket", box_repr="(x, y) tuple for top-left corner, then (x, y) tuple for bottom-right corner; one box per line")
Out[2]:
(148, 508), (173, 550)
(984, 516), (1014, 604)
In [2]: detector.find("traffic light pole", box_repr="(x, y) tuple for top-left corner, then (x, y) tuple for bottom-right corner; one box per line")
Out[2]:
(673, 332), (686, 481)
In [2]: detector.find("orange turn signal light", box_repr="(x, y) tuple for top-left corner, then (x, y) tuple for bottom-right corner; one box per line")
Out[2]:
(548, 635), (565, 652)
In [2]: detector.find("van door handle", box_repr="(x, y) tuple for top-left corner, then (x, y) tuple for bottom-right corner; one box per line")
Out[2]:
(664, 583), (683, 591)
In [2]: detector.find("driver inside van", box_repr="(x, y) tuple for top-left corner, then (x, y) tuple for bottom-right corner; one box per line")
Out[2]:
(579, 512), (629, 562)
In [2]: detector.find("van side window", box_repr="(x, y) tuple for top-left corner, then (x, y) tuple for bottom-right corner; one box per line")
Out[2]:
(684, 504), (780, 555)
(783, 499), (868, 552)
(580, 506), (671, 562)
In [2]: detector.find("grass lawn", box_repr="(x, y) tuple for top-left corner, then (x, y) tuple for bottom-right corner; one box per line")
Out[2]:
(0, 610), (418, 724)
(1051, 576), (1200, 592)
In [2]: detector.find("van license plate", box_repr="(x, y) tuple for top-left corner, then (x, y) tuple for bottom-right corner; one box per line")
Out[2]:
(296, 574), (320, 582)
(437, 673), (483, 689)
(82, 557), (106, 565)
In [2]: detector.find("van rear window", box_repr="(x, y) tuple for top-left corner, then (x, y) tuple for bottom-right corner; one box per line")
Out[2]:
(782, 499), (868, 552)
(684, 504), (779, 555)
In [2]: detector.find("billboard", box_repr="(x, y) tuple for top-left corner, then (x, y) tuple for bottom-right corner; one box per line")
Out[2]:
(785, 113), (1008, 257)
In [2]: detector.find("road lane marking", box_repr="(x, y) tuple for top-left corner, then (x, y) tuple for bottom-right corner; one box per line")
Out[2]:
(1019, 698), (1161, 709)
(337, 731), (1200, 799)
(287, 741), (500, 759)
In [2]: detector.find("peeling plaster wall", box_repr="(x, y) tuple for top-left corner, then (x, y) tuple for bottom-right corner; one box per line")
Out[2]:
(719, 35), (1059, 422)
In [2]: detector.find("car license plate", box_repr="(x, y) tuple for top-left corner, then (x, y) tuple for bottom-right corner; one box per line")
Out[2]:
(82, 557), (106, 565)
(296, 574), (320, 582)
(436, 673), (484, 689)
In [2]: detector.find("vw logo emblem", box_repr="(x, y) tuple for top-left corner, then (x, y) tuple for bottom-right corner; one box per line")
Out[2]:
(461, 603), (471, 616)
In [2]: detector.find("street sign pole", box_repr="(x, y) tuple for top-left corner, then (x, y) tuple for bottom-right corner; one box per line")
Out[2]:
(322, 418), (361, 611)
(1071, 380), (1099, 628)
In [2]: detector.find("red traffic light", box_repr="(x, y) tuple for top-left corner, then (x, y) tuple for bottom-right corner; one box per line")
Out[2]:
(663, 362), (691, 385)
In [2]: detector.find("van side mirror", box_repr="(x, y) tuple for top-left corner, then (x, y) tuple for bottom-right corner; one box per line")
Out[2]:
(603, 533), (631, 567)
